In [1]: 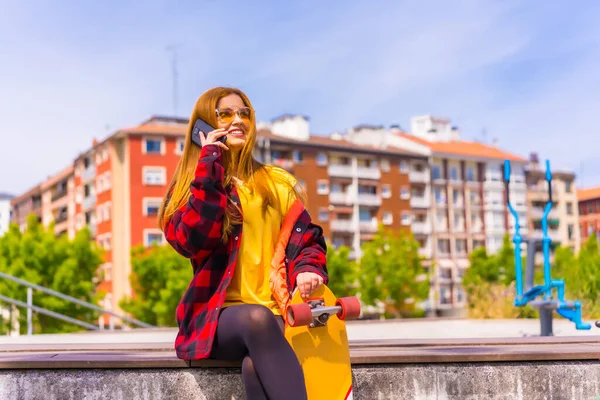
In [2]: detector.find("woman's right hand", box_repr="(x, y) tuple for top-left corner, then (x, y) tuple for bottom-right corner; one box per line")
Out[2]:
(199, 128), (229, 151)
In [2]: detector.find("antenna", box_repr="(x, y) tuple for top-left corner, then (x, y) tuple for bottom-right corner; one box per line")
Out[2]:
(165, 44), (181, 117)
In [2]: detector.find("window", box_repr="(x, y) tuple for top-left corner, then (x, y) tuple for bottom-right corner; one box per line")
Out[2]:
(401, 211), (411, 225)
(380, 159), (390, 172)
(176, 139), (185, 155)
(565, 181), (572, 193)
(566, 202), (573, 215)
(493, 211), (504, 229)
(437, 239), (450, 255)
(143, 198), (162, 216)
(455, 239), (467, 255)
(316, 180), (329, 195)
(382, 211), (393, 225)
(144, 229), (164, 247)
(436, 210), (446, 228)
(316, 153), (328, 166)
(103, 263), (112, 281)
(318, 209), (328, 222)
(359, 208), (371, 221)
(143, 167), (166, 185)
(399, 160), (408, 173)
(143, 138), (163, 154)
(400, 187), (410, 199)
(297, 179), (306, 189)
(469, 191), (480, 205)
(293, 151), (303, 163)
(473, 240), (485, 249)
(454, 214), (462, 230)
(453, 189), (462, 206)
(434, 187), (446, 205)
(432, 165), (442, 180)
(466, 167), (475, 181)
(449, 166), (458, 181)
(381, 184), (391, 198)
(568, 224), (574, 240)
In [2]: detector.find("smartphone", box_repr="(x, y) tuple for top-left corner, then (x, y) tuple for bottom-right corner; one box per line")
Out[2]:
(191, 118), (225, 147)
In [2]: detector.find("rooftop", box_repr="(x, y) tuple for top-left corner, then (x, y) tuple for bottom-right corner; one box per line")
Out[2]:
(577, 187), (600, 202)
(397, 133), (527, 162)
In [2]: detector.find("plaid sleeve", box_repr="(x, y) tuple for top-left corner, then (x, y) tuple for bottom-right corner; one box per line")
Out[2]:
(163, 144), (227, 259)
(288, 211), (329, 288)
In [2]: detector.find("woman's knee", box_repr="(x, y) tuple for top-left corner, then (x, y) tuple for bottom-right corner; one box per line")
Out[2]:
(242, 305), (282, 339)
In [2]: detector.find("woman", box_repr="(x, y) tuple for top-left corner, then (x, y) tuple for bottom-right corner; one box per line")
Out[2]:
(158, 86), (329, 399)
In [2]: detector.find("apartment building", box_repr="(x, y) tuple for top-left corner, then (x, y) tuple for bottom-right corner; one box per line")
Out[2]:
(348, 115), (528, 316)
(525, 153), (580, 252)
(255, 115), (429, 259)
(10, 184), (42, 231)
(0, 193), (14, 236)
(39, 166), (77, 238)
(577, 187), (600, 243)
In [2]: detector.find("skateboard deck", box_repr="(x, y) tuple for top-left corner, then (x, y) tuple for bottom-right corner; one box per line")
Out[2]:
(284, 285), (361, 400)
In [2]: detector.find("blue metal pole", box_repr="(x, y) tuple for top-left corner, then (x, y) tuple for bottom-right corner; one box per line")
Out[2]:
(504, 160), (523, 299)
(541, 160), (553, 293)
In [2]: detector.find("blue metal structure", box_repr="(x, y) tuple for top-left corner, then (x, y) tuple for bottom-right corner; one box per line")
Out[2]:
(503, 159), (591, 335)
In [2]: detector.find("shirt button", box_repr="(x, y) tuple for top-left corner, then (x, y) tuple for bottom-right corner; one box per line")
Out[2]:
(234, 236), (239, 240)
(213, 152), (217, 156)
(296, 228), (301, 232)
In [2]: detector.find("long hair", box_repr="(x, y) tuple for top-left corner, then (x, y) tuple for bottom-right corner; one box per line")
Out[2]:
(158, 86), (306, 243)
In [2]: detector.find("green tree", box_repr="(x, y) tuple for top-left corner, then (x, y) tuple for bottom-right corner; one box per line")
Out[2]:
(0, 214), (104, 334)
(119, 244), (192, 327)
(325, 245), (357, 299)
(578, 233), (600, 306)
(463, 234), (535, 319)
(358, 226), (429, 318)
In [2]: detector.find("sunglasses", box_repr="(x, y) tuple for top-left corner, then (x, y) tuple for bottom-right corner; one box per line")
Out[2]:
(215, 107), (252, 124)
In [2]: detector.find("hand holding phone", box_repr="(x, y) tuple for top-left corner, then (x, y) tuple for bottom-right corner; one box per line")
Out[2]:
(191, 118), (229, 150)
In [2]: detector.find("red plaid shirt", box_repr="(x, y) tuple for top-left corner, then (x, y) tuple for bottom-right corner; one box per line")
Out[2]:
(163, 144), (328, 360)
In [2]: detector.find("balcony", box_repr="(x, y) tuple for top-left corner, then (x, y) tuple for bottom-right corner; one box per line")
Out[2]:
(271, 158), (294, 172)
(82, 165), (96, 182)
(530, 208), (559, 220)
(82, 195), (96, 211)
(357, 193), (381, 207)
(327, 164), (353, 178)
(532, 229), (561, 242)
(330, 219), (354, 233)
(329, 191), (354, 205)
(529, 185), (558, 201)
(89, 223), (97, 237)
(358, 219), (378, 232)
(51, 190), (68, 202)
(356, 166), (380, 180)
(412, 221), (431, 235)
(409, 169), (430, 183)
(410, 195), (430, 208)
(484, 202), (504, 211)
(419, 245), (432, 259)
(470, 222), (484, 234)
(484, 180), (504, 190)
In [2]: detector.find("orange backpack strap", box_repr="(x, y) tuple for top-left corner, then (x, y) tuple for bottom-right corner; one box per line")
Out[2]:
(270, 199), (304, 317)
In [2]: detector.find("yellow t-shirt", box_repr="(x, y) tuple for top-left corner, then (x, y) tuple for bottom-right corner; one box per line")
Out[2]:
(223, 166), (297, 315)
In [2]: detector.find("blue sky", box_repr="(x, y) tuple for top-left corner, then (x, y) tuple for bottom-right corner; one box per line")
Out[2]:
(2, 1), (600, 194)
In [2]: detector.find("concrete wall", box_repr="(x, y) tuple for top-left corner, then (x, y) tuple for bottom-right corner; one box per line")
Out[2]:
(2, 361), (600, 400)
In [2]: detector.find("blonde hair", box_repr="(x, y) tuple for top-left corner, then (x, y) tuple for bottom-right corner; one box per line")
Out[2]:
(158, 86), (306, 242)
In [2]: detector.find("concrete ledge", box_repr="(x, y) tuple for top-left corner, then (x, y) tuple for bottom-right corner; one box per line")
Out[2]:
(2, 337), (600, 399)
(3, 362), (600, 399)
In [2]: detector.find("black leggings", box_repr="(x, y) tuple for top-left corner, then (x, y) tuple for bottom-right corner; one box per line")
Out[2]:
(210, 304), (307, 400)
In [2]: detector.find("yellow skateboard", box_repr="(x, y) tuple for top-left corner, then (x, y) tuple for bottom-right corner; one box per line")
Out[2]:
(284, 285), (361, 400)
